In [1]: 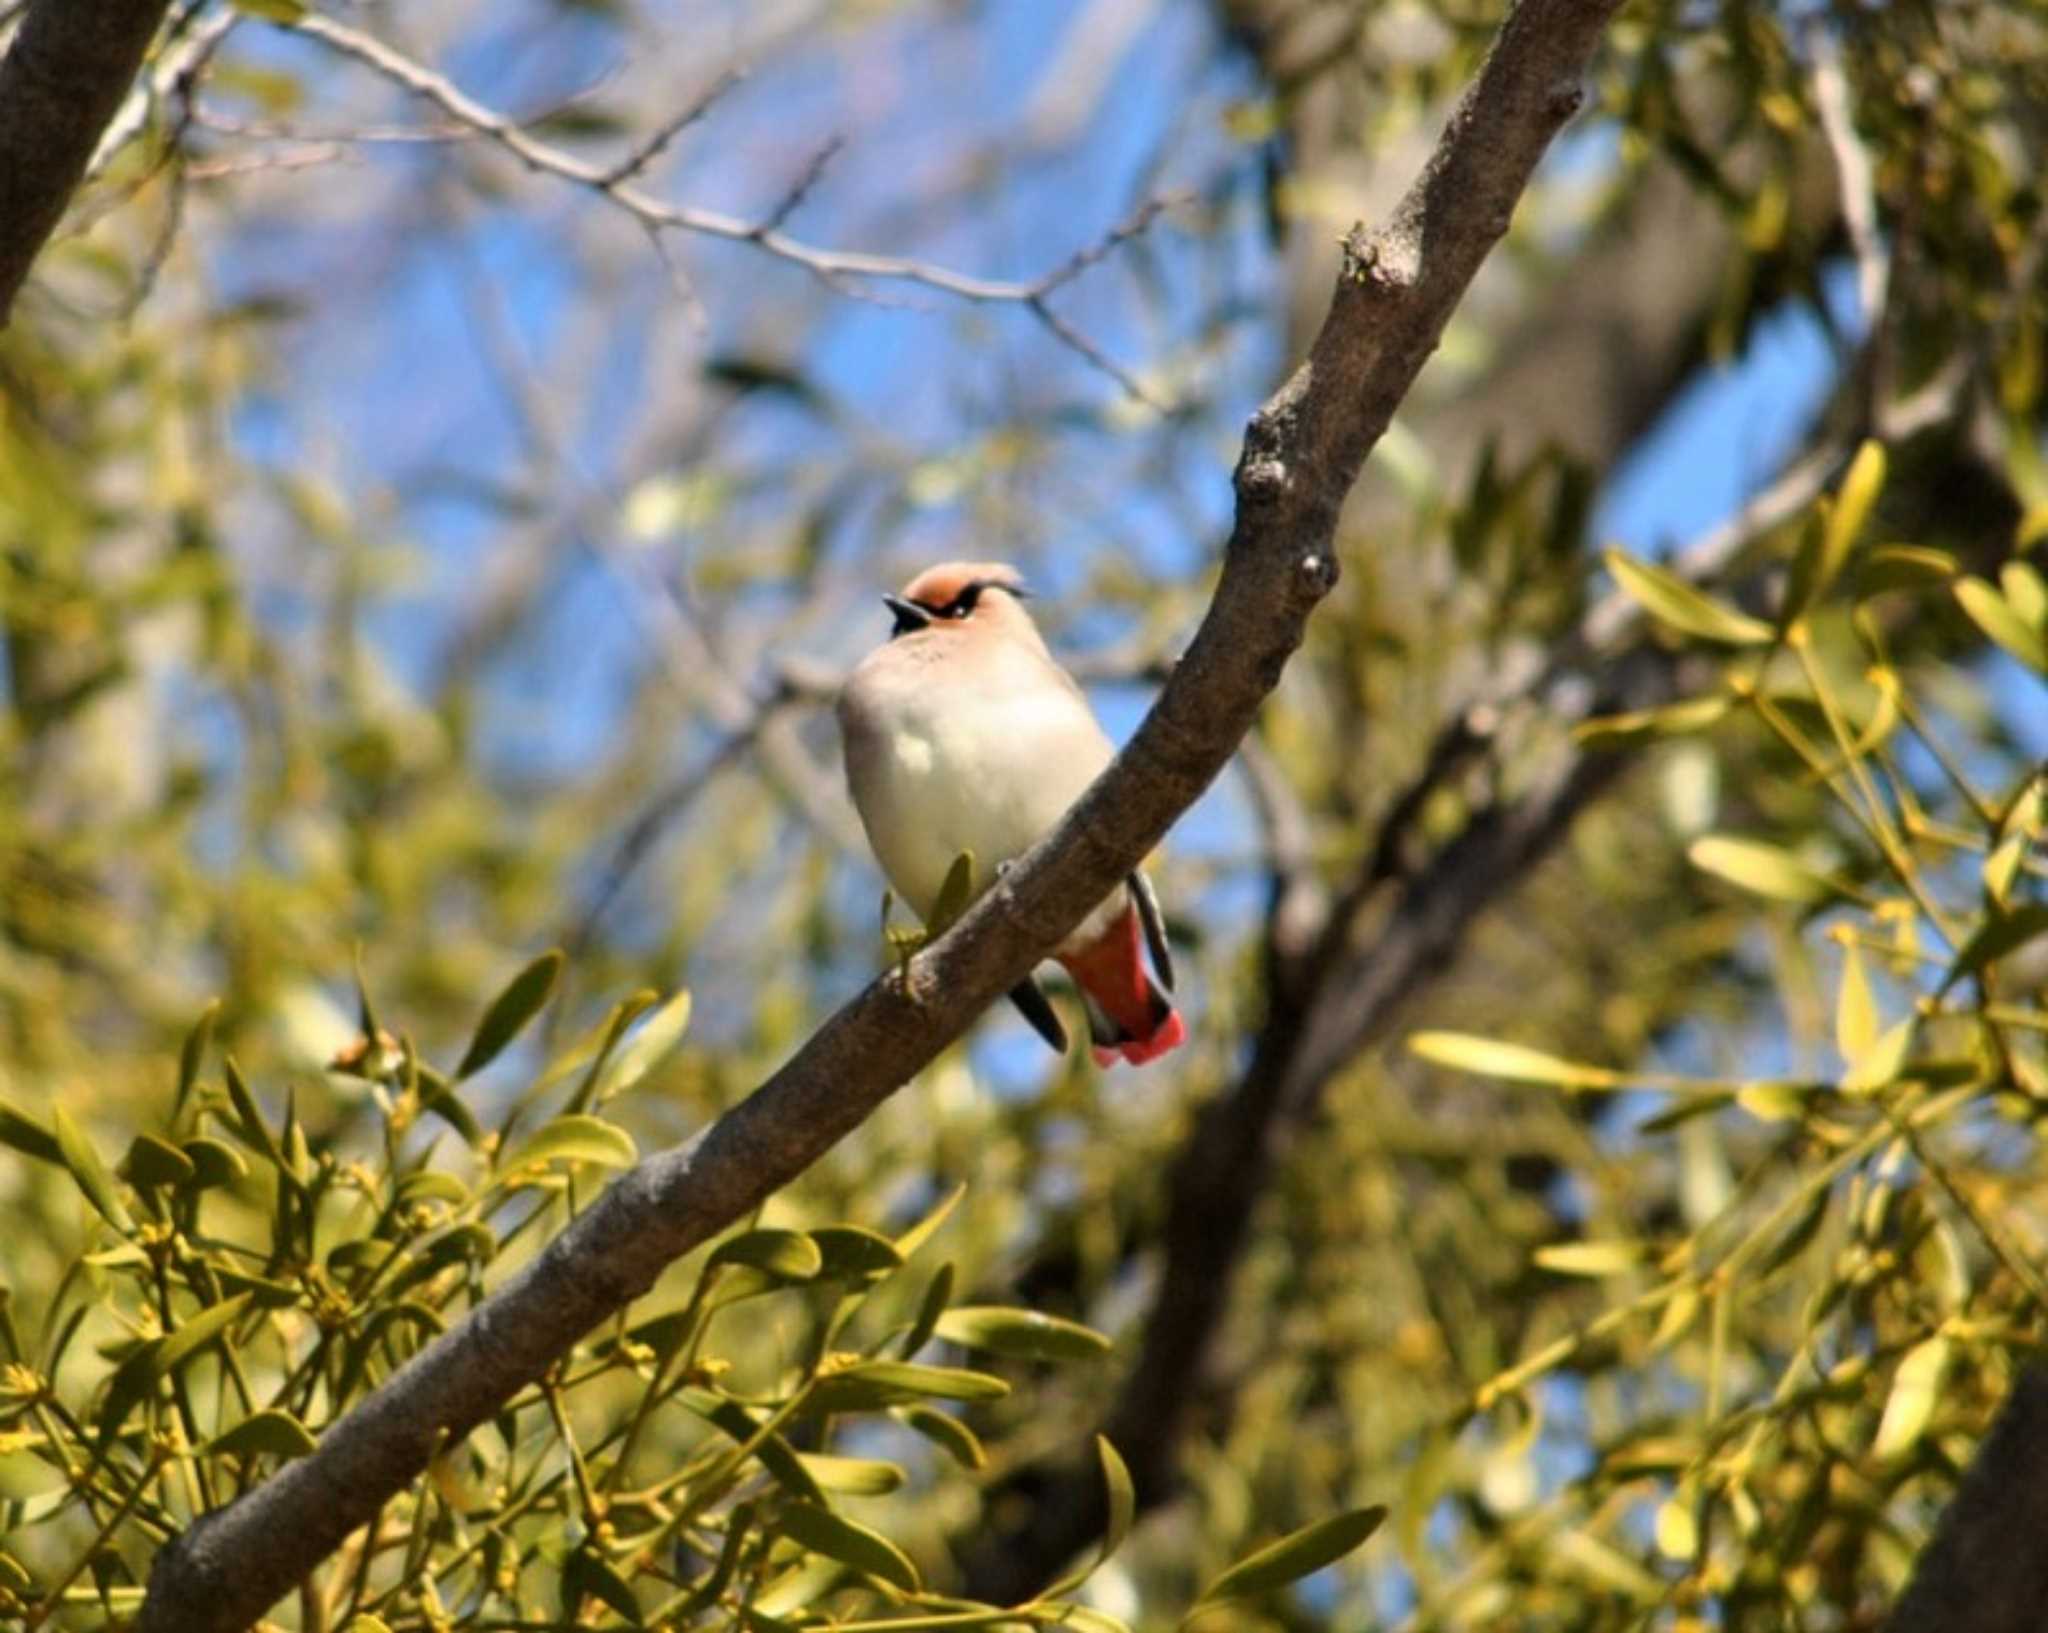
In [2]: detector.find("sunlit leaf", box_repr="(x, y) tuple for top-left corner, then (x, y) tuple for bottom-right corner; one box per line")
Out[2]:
(796, 1454), (906, 1495)
(502, 1114), (637, 1172)
(777, 1503), (921, 1593)
(1939, 904), (2048, 994)
(204, 1409), (318, 1461)
(1605, 548), (1773, 645)
(807, 1360), (1011, 1412)
(1871, 1334), (1951, 1460)
(1195, 1505), (1387, 1603)
(1532, 1241), (1647, 1277)
(932, 1305), (1112, 1361)
(456, 951), (562, 1079)
(593, 989), (692, 1100)
(1408, 1032), (1621, 1089)
(1783, 440), (1883, 625)
(707, 1228), (823, 1282)
(810, 1225), (905, 1280)
(1835, 942), (1879, 1062)
(51, 1107), (132, 1231)
(896, 1404), (985, 1469)
(1955, 576), (2047, 670)
(1688, 835), (1846, 906)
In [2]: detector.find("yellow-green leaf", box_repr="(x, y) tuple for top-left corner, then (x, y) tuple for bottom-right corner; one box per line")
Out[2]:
(231, 0), (309, 20)
(896, 1404), (985, 1469)
(932, 1305), (1112, 1362)
(594, 989), (692, 1100)
(155, 1293), (254, 1376)
(807, 1360), (1010, 1412)
(503, 1114), (637, 1172)
(456, 951), (562, 1079)
(1856, 544), (1957, 597)
(1196, 1505), (1387, 1603)
(1408, 1032), (1621, 1090)
(927, 850), (977, 934)
(1573, 694), (1732, 747)
(2003, 560), (2047, 629)
(123, 1132), (196, 1190)
(1871, 1334), (1951, 1461)
(1688, 835), (1845, 906)
(1955, 576), (2048, 670)
(708, 1228), (823, 1282)
(796, 1454), (906, 1495)
(1785, 440), (1884, 625)
(1842, 1017), (1916, 1095)
(1835, 942), (1879, 1062)
(1939, 904), (2048, 995)
(0, 1096), (61, 1166)
(1533, 1241), (1647, 1277)
(52, 1107), (132, 1231)
(777, 1503), (922, 1593)
(204, 1409), (318, 1461)
(810, 1225), (905, 1280)
(1605, 548), (1773, 646)
(175, 998), (220, 1123)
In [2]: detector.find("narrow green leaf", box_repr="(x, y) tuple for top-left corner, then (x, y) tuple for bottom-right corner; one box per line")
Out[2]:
(230, 0), (310, 21)
(566, 1548), (642, 1624)
(1098, 1435), (1136, 1562)
(927, 850), (977, 934)
(594, 989), (693, 1100)
(1855, 543), (1957, 597)
(1195, 1505), (1388, 1603)
(796, 1454), (906, 1495)
(777, 1503), (922, 1594)
(680, 1391), (826, 1504)
(562, 988), (660, 1113)
(1955, 576), (2048, 670)
(1842, 1017), (1916, 1095)
(1573, 694), (1731, 747)
(896, 1404), (985, 1469)
(1688, 835), (1845, 906)
(456, 951), (563, 1079)
(1939, 904), (2048, 995)
(707, 1228), (823, 1282)
(1408, 1032), (1621, 1089)
(892, 1181), (966, 1259)
(1785, 439), (1884, 624)
(221, 1056), (289, 1175)
(932, 1305), (1112, 1362)
(807, 1360), (1010, 1412)
(502, 1114), (637, 1172)
(1605, 549), (1773, 645)
(1836, 942), (1879, 1063)
(203, 1409), (318, 1461)
(51, 1107), (132, 1231)
(1871, 1334), (1951, 1461)
(898, 1261), (955, 1358)
(1533, 1241), (1647, 1277)
(174, 998), (220, 1125)
(2002, 560), (2046, 628)
(0, 1096), (62, 1166)
(155, 1293), (254, 1376)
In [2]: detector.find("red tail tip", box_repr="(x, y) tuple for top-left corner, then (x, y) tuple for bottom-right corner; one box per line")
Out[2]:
(1091, 1006), (1186, 1069)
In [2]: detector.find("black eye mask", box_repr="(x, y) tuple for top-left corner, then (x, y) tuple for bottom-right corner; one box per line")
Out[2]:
(881, 578), (1028, 638)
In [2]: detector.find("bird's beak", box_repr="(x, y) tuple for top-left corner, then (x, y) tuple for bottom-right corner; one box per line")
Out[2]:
(884, 594), (931, 636)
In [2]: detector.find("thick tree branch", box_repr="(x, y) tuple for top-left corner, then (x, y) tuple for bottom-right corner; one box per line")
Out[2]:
(0, 0), (171, 325)
(1886, 1367), (2048, 1633)
(135, 2), (1618, 1626)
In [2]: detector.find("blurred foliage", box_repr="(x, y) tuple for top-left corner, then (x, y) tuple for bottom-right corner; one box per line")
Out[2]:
(0, 0), (2045, 1629)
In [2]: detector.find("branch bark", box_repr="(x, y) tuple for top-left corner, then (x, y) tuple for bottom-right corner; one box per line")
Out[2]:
(0, 0), (171, 325)
(135, 0), (1620, 1625)
(1886, 1367), (2048, 1633)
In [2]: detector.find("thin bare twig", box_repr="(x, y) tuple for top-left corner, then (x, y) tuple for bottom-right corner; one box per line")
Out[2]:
(1808, 24), (1886, 328)
(269, 11), (1175, 401)
(599, 66), (741, 187)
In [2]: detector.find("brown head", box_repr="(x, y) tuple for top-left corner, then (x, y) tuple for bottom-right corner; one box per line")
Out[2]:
(882, 561), (1040, 644)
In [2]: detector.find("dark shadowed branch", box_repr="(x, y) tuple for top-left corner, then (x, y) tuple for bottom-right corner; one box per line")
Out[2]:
(0, 0), (172, 323)
(135, 1), (1622, 1626)
(1886, 1366), (2048, 1633)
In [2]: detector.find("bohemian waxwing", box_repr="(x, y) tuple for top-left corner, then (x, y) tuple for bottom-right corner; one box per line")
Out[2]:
(838, 561), (1185, 1066)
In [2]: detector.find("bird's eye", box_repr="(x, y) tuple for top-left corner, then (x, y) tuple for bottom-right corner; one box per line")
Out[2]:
(941, 586), (981, 619)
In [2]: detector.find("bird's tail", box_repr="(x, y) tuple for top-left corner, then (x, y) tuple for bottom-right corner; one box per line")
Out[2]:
(1058, 903), (1186, 1067)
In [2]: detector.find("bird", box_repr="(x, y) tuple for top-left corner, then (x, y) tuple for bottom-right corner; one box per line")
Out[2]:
(837, 561), (1185, 1067)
